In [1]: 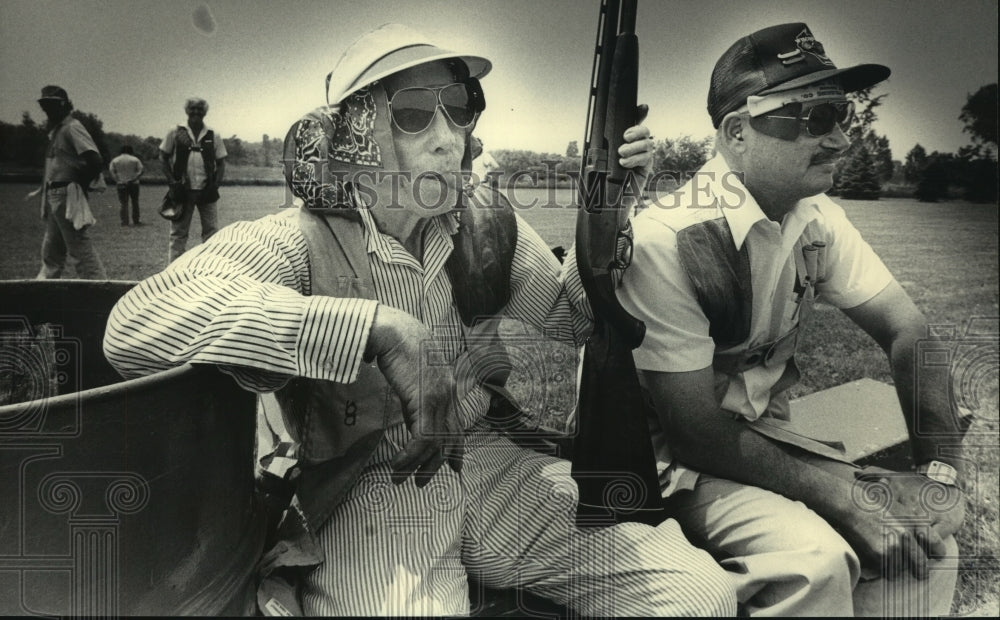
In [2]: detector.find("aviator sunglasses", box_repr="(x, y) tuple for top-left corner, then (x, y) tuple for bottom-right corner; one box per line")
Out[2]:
(387, 79), (486, 134)
(748, 101), (855, 141)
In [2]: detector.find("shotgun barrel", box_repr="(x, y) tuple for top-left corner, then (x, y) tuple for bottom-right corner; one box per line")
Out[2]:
(571, 0), (665, 527)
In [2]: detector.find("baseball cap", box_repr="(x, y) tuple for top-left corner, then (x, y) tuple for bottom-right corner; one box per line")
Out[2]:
(707, 23), (890, 128)
(326, 23), (491, 105)
(38, 85), (70, 103)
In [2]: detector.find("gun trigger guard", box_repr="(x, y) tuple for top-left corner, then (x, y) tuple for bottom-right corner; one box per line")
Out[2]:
(613, 232), (633, 270)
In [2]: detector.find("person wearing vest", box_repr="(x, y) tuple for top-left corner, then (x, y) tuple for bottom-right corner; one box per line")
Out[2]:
(603, 23), (967, 616)
(159, 97), (228, 262)
(27, 85), (107, 279)
(103, 24), (736, 617)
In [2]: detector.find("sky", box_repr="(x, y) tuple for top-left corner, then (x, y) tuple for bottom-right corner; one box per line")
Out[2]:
(1, 0), (997, 159)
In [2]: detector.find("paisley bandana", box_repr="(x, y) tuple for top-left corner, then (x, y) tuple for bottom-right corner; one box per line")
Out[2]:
(284, 66), (477, 214)
(284, 86), (385, 212)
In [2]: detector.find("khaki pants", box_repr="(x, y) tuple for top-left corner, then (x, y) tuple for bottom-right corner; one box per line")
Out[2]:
(168, 189), (218, 263)
(666, 474), (959, 617)
(38, 186), (107, 279)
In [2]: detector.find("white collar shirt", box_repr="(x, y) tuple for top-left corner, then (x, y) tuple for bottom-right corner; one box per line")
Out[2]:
(619, 156), (892, 492)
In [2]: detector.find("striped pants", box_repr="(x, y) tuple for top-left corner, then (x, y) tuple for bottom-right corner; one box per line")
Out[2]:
(301, 426), (736, 616)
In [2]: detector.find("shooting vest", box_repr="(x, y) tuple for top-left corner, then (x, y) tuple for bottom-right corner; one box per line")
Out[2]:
(275, 184), (517, 533)
(171, 126), (217, 187)
(674, 213), (851, 462)
(675, 214), (814, 390)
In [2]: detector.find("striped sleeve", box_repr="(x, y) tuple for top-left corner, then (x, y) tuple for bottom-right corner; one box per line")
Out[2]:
(559, 242), (595, 325)
(504, 214), (593, 346)
(103, 213), (377, 392)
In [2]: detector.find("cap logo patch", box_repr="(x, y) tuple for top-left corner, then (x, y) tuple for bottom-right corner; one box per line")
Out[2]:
(776, 28), (834, 67)
(792, 28), (833, 66)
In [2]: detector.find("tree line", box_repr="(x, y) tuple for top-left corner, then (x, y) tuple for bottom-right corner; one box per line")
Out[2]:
(484, 134), (714, 190)
(1, 83), (995, 203)
(0, 112), (284, 173)
(485, 83), (996, 203)
(901, 84), (998, 203)
(0, 108), (716, 189)
(832, 83), (997, 203)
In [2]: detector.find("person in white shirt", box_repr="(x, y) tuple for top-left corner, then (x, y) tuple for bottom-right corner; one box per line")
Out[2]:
(609, 22), (966, 617)
(109, 145), (144, 226)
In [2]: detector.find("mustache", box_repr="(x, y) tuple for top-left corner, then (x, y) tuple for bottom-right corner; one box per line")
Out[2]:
(811, 152), (843, 165)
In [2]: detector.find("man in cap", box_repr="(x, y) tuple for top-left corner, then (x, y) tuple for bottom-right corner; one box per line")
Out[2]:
(159, 97), (227, 262)
(608, 23), (965, 616)
(28, 85), (107, 279)
(104, 24), (736, 617)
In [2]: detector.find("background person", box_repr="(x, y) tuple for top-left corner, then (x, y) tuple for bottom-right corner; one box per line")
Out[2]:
(104, 24), (736, 618)
(159, 97), (227, 262)
(109, 144), (144, 226)
(27, 85), (107, 279)
(601, 22), (966, 616)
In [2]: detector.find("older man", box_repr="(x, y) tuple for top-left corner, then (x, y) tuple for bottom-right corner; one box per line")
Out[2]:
(612, 23), (966, 616)
(159, 97), (227, 262)
(104, 24), (735, 617)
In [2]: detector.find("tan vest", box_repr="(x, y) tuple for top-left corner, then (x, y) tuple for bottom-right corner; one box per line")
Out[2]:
(277, 186), (518, 532)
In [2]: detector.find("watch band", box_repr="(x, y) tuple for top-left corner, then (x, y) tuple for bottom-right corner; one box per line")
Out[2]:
(916, 460), (959, 486)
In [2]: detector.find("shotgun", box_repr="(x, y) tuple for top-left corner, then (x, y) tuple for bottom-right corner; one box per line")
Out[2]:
(571, 0), (665, 527)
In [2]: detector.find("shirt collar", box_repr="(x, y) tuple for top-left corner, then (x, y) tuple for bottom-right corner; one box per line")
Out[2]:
(781, 197), (823, 242)
(702, 155), (768, 250)
(183, 124), (209, 142)
(47, 114), (73, 138)
(357, 208), (459, 267)
(705, 155), (822, 249)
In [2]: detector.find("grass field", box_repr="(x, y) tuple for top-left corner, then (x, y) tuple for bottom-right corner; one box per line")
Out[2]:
(1, 183), (997, 614)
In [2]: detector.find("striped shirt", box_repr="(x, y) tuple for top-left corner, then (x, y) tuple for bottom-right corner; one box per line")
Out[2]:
(104, 205), (743, 617)
(103, 206), (593, 429)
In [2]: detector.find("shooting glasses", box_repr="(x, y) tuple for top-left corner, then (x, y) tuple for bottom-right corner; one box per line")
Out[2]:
(748, 100), (854, 141)
(387, 79), (485, 134)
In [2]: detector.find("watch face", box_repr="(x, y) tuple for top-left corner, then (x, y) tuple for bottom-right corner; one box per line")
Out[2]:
(920, 461), (959, 486)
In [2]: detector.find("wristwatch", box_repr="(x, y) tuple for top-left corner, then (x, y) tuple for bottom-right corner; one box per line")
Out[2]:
(916, 460), (959, 486)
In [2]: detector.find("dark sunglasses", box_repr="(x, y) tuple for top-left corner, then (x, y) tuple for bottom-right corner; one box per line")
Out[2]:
(387, 79), (485, 134)
(748, 101), (854, 141)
